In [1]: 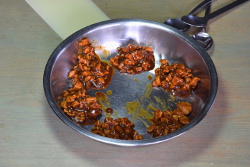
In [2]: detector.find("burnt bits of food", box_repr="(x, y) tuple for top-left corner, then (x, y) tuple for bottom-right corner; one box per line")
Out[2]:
(110, 44), (155, 75)
(152, 59), (200, 97)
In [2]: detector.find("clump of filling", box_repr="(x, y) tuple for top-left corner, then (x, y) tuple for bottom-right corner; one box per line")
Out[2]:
(110, 44), (155, 75)
(91, 117), (143, 140)
(147, 102), (192, 138)
(152, 59), (200, 97)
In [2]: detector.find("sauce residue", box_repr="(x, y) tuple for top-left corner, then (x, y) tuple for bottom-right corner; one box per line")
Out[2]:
(144, 83), (153, 98)
(125, 100), (141, 120)
(125, 83), (177, 127)
(147, 74), (152, 80)
(134, 78), (141, 85)
(95, 91), (109, 106)
(105, 107), (114, 114)
(95, 91), (118, 117)
(106, 90), (112, 96)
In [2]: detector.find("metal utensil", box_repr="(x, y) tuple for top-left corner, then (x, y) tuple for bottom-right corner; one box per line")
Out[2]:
(193, 2), (214, 51)
(193, 29), (214, 51)
(181, 0), (249, 27)
(164, 0), (212, 32)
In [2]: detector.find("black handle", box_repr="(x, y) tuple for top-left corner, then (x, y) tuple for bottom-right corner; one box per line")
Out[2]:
(205, 0), (249, 20)
(189, 0), (212, 14)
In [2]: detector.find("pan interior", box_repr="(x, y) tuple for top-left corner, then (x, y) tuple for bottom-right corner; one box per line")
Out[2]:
(48, 19), (213, 145)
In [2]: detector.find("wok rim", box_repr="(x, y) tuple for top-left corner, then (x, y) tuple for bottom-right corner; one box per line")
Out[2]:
(43, 18), (218, 146)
